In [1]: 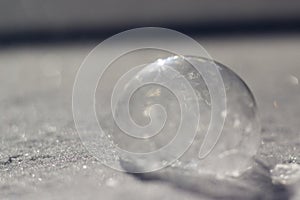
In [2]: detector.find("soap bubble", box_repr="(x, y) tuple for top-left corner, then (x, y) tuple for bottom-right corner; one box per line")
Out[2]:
(96, 54), (260, 176)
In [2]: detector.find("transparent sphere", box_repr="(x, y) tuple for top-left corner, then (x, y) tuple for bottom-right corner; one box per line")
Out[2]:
(97, 55), (261, 176)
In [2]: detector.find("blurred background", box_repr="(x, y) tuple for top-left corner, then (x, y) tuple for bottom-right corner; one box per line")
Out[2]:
(1, 1), (300, 200)
(1, 0), (300, 44)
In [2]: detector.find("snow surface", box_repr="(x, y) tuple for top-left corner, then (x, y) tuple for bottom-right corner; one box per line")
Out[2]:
(0, 35), (299, 199)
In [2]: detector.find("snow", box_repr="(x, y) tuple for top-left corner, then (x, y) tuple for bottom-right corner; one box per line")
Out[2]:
(0, 35), (300, 199)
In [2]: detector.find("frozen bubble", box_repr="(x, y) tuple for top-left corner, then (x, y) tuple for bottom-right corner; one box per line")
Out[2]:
(97, 55), (261, 176)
